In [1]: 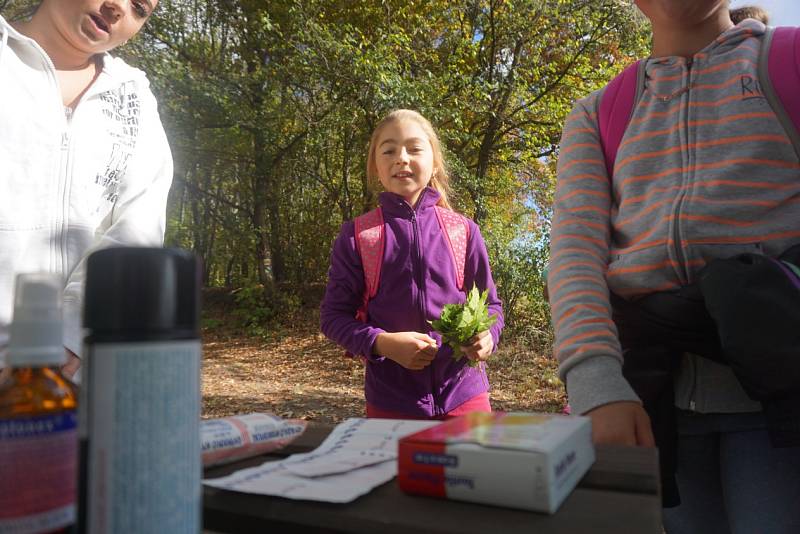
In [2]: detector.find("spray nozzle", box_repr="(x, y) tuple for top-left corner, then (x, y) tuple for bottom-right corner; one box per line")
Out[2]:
(7, 273), (65, 366)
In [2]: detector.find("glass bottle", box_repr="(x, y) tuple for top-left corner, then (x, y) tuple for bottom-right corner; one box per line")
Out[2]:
(0, 273), (78, 534)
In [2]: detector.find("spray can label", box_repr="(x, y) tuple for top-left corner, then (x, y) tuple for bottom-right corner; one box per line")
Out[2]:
(81, 340), (201, 534)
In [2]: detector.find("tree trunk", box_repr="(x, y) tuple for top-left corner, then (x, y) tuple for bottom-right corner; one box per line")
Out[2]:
(252, 128), (273, 289)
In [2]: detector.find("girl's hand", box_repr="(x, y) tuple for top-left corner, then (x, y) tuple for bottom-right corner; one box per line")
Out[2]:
(374, 332), (438, 370)
(460, 329), (494, 363)
(586, 401), (655, 447)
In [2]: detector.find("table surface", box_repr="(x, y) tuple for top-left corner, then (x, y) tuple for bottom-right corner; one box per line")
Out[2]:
(203, 422), (662, 534)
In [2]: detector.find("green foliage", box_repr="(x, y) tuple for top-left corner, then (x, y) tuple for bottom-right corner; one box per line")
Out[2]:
(430, 285), (498, 367)
(231, 284), (302, 338)
(0, 0), (652, 353)
(231, 285), (274, 337)
(490, 237), (554, 352)
(16, 0), (649, 342)
(201, 317), (224, 331)
(0, 0), (38, 20)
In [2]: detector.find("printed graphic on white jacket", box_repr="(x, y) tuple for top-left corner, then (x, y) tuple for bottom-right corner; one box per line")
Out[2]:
(97, 82), (140, 206)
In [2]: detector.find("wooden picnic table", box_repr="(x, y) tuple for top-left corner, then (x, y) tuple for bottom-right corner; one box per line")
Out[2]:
(203, 422), (662, 533)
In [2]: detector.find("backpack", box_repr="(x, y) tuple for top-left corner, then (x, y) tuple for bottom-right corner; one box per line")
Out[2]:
(598, 26), (800, 176)
(346, 205), (470, 358)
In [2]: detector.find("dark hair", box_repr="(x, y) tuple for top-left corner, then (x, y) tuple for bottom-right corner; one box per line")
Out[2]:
(730, 6), (770, 25)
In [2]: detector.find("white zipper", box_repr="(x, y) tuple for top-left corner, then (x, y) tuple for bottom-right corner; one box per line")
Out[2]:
(62, 107), (72, 149)
(60, 105), (76, 276)
(15, 30), (73, 275)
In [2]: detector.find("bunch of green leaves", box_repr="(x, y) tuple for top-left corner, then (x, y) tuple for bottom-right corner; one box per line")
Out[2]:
(430, 285), (497, 367)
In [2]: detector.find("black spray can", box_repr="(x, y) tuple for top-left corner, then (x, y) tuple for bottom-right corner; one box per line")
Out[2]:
(76, 247), (202, 533)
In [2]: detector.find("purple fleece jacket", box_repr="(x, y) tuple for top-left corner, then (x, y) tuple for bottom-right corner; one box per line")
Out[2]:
(320, 188), (504, 417)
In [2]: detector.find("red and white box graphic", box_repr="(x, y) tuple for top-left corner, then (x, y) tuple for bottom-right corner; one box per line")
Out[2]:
(201, 413), (307, 467)
(398, 412), (594, 513)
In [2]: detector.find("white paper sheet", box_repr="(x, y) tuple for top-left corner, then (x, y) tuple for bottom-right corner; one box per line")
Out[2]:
(203, 418), (437, 502)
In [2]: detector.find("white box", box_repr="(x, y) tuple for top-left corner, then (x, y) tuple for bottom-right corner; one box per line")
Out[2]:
(398, 412), (595, 513)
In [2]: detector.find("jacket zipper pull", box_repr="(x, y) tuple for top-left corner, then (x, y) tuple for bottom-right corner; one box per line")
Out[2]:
(62, 107), (73, 150)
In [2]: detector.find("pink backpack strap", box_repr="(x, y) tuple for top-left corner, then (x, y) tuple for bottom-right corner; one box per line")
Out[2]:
(598, 60), (646, 178)
(347, 207), (384, 360)
(434, 206), (469, 291)
(759, 27), (800, 158)
(354, 207), (384, 302)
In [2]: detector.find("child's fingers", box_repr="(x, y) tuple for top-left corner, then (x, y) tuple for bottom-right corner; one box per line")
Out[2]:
(417, 341), (439, 359)
(416, 349), (436, 361)
(411, 352), (435, 370)
(460, 338), (480, 350)
(462, 347), (482, 362)
(456, 331), (494, 363)
(469, 330), (491, 344)
(468, 350), (488, 362)
(462, 335), (491, 352)
(403, 351), (432, 370)
(463, 340), (493, 362)
(412, 339), (436, 358)
(478, 334), (494, 352)
(459, 344), (478, 360)
(412, 332), (437, 345)
(420, 343), (438, 357)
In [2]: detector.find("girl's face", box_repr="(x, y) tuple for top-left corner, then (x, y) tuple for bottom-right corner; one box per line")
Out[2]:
(634, 0), (728, 25)
(46, 0), (157, 54)
(374, 119), (435, 206)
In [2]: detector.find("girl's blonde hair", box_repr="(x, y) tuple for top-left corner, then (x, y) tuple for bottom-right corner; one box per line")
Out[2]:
(366, 109), (453, 210)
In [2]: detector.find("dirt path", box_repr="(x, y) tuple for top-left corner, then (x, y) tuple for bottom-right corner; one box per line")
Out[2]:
(201, 315), (565, 423)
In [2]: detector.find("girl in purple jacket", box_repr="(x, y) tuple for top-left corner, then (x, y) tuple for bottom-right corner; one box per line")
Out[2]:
(320, 109), (504, 420)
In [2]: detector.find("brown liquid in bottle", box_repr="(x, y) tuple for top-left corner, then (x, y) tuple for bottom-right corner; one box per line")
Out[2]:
(0, 367), (77, 415)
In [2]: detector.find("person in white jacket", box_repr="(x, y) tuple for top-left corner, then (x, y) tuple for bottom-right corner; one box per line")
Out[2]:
(0, 0), (171, 378)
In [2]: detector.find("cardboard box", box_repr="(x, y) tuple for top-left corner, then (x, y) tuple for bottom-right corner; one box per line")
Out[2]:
(397, 412), (595, 513)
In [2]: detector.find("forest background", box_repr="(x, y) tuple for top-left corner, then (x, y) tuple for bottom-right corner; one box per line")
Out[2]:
(2, 0), (649, 420)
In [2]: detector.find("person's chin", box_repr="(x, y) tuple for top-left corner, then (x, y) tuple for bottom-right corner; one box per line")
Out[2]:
(74, 33), (97, 47)
(76, 34), (111, 54)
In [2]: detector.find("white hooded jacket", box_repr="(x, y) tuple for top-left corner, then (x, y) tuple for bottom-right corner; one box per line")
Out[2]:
(0, 15), (173, 360)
